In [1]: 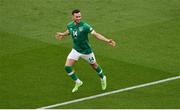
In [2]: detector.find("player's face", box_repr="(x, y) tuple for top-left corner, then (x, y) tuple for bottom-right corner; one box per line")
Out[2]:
(72, 12), (81, 24)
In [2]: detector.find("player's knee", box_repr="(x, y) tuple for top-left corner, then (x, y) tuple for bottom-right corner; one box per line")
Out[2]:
(91, 63), (98, 69)
(64, 66), (72, 73)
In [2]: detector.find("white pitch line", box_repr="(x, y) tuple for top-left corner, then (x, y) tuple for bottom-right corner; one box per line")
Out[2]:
(37, 75), (180, 109)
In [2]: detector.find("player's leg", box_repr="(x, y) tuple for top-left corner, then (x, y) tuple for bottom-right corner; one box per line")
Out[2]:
(65, 59), (79, 82)
(91, 62), (107, 90)
(65, 49), (83, 92)
(81, 52), (105, 79)
(81, 53), (106, 90)
(90, 62), (105, 79)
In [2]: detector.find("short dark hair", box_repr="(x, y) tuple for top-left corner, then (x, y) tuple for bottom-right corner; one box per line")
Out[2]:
(72, 9), (80, 15)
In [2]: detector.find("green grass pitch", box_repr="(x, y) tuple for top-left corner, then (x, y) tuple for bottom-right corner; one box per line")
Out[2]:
(0, 0), (180, 109)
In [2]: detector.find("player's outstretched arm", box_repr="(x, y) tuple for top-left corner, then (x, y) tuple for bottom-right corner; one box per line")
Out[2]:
(91, 30), (116, 47)
(56, 30), (69, 40)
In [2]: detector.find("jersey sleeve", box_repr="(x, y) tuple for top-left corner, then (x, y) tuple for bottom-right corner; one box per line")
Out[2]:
(67, 21), (72, 31)
(67, 25), (70, 31)
(84, 23), (93, 33)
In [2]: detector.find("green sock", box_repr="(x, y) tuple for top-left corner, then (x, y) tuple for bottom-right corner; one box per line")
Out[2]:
(64, 66), (78, 81)
(95, 65), (105, 79)
(70, 73), (78, 81)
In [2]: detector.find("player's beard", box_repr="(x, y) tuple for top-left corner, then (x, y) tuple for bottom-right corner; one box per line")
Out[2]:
(75, 19), (81, 24)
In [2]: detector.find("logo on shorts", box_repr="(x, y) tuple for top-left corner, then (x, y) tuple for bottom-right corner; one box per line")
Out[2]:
(89, 57), (94, 63)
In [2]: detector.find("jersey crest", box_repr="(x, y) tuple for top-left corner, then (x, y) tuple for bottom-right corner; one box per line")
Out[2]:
(79, 27), (83, 32)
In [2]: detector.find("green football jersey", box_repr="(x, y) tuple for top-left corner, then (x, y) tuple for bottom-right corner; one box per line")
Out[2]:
(67, 21), (93, 54)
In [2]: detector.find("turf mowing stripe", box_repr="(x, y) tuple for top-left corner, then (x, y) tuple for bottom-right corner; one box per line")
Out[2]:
(37, 75), (180, 109)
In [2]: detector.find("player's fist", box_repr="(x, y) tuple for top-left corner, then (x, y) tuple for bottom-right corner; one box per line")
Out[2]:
(56, 32), (64, 40)
(108, 39), (116, 47)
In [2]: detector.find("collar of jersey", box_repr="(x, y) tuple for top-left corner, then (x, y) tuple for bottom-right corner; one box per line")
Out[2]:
(73, 21), (83, 27)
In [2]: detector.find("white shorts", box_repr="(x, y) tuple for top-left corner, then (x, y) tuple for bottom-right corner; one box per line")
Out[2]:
(67, 49), (96, 64)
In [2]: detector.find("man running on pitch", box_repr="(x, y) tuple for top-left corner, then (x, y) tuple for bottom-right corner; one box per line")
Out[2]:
(56, 9), (116, 93)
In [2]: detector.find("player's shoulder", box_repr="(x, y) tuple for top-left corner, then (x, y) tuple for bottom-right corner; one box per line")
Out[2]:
(67, 21), (74, 27)
(81, 21), (91, 27)
(81, 21), (89, 25)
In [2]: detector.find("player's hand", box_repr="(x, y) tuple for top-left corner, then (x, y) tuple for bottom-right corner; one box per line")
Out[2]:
(56, 32), (64, 40)
(107, 39), (116, 47)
